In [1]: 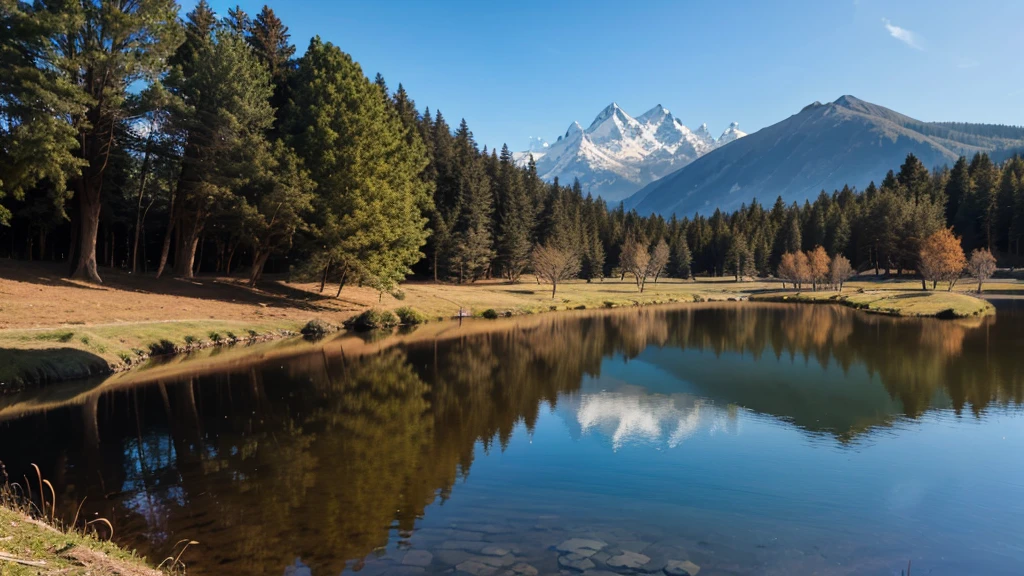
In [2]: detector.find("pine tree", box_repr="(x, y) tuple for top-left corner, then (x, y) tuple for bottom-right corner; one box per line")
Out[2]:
(224, 5), (251, 34)
(286, 36), (431, 293)
(669, 232), (692, 279)
(44, 0), (182, 282)
(163, 26), (275, 278)
(0, 1), (84, 225)
(495, 144), (532, 282)
(449, 120), (493, 282)
(248, 5), (295, 125)
(945, 156), (970, 226)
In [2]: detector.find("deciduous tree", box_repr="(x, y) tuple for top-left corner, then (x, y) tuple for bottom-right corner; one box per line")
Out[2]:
(918, 228), (967, 291)
(967, 248), (996, 293)
(531, 242), (580, 298)
(829, 254), (854, 293)
(806, 246), (830, 291)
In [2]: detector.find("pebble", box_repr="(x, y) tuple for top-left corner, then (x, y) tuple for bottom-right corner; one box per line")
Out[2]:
(665, 559), (702, 576)
(556, 538), (607, 558)
(401, 550), (433, 567)
(456, 559), (499, 576)
(606, 550), (650, 569)
(557, 553), (595, 572)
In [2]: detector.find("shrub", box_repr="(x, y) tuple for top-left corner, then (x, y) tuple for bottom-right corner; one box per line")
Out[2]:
(246, 329), (258, 338)
(574, 304), (586, 310)
(481, 309), (499, 319)
(79, 336), (90, 345)
(226, 331), (237, 341)
(391, 289), (407, 301)
(118, 351), (133, 364)
(604, 301), (616, 308)
(148, 339), (176, 355)
(208, 331), (222, 343)
(346, 309), (399, 331)
(394, 306), (428, 325)
(503, 310), (513, 318)
(183, 335), (197, 347)
(301, 318), (336, 338)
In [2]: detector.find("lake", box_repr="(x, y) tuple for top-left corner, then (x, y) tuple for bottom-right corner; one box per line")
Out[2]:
(2, 302), (1023, 576)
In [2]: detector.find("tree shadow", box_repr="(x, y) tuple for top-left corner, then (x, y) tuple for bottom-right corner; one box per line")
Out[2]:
(0, 260), (341, 312)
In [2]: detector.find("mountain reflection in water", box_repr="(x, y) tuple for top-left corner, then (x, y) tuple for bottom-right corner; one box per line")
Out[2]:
(1, 303), (1023, 576)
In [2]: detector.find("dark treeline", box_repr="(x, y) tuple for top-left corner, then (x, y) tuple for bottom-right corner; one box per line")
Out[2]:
(3, 1), (1024, 292)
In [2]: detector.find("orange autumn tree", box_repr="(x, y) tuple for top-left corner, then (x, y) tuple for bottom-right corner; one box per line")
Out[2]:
(806, 246), (831, 291)
(918, 228), (967, 291)
(777, 252), (797, 288)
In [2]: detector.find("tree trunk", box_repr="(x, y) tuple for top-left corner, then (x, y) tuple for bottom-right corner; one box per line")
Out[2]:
(977, 280), (983, 293)
(226, 241), (238, 276)
(38, 229), (46, 261)
(131, 134), (154, 274)
(193, 234), (205, 277)
(336, 267), (348, 297)
(173, 215), (202, 278)
(248, 249), (270, 287)
(319, 258), (332, 293)
(155, 188), (178, 279)
(156, 223), (174, 278)
(551, 281), (557, 299)
(70, 186), (103, 283)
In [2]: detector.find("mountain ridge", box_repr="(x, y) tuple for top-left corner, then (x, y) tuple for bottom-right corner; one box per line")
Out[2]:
(626, 95), (1024, 217)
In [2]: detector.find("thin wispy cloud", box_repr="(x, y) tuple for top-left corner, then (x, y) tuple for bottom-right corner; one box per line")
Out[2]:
(955, 57), (980, 69)
(882, 18), (923, 51)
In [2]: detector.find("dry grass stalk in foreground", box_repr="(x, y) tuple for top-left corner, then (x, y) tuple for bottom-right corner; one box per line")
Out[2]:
(0, 462), (177, 575)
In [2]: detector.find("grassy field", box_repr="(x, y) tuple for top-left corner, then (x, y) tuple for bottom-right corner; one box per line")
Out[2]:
(0, 260), (1015, 388)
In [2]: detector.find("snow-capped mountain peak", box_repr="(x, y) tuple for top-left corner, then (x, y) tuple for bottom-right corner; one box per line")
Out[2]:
(717, 122), (746, 146)
(637, 104), (671, 125)
(517, 103), (745, 202)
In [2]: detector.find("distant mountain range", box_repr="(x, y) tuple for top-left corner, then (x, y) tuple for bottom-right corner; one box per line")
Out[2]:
(627, 95), (1024, 216)
(514, 103), (745, 201)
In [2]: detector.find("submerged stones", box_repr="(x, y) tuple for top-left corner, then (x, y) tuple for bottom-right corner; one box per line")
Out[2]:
(557, 552), (596, 571)
(551, 535), (698, 575)
(347, 523), (701, 576)
(606, 550), (650, 569)
(401, 550), (433, 567)
(555, 538), (607, 557)
(665, 559), (702, 575)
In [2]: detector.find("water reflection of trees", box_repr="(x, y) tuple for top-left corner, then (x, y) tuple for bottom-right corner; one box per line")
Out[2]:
(2, 304), (1022, 574)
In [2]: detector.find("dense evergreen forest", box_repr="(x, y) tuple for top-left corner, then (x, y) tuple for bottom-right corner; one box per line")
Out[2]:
(2, 1), (1024, 293)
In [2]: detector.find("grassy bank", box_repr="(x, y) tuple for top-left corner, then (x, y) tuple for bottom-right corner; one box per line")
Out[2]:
(0, 506), (162, 575)
(750, 289), (996, 318)
(0, 319), (300, 390)
(0, 261), (1012, 388)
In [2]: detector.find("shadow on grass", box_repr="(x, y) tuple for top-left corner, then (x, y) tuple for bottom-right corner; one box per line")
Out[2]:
(0, 260), (340, 312)
(0, 347), (110, 392)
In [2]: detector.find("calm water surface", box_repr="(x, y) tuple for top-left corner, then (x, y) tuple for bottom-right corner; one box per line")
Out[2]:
(3, 303), (1024, 576)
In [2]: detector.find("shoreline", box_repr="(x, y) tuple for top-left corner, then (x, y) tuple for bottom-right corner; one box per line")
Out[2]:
(1, 286), (997, 392)
(750, 289), (996, 319)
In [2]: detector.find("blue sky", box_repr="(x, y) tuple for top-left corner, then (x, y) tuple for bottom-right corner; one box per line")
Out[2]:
(190, 0), (1024, 151)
